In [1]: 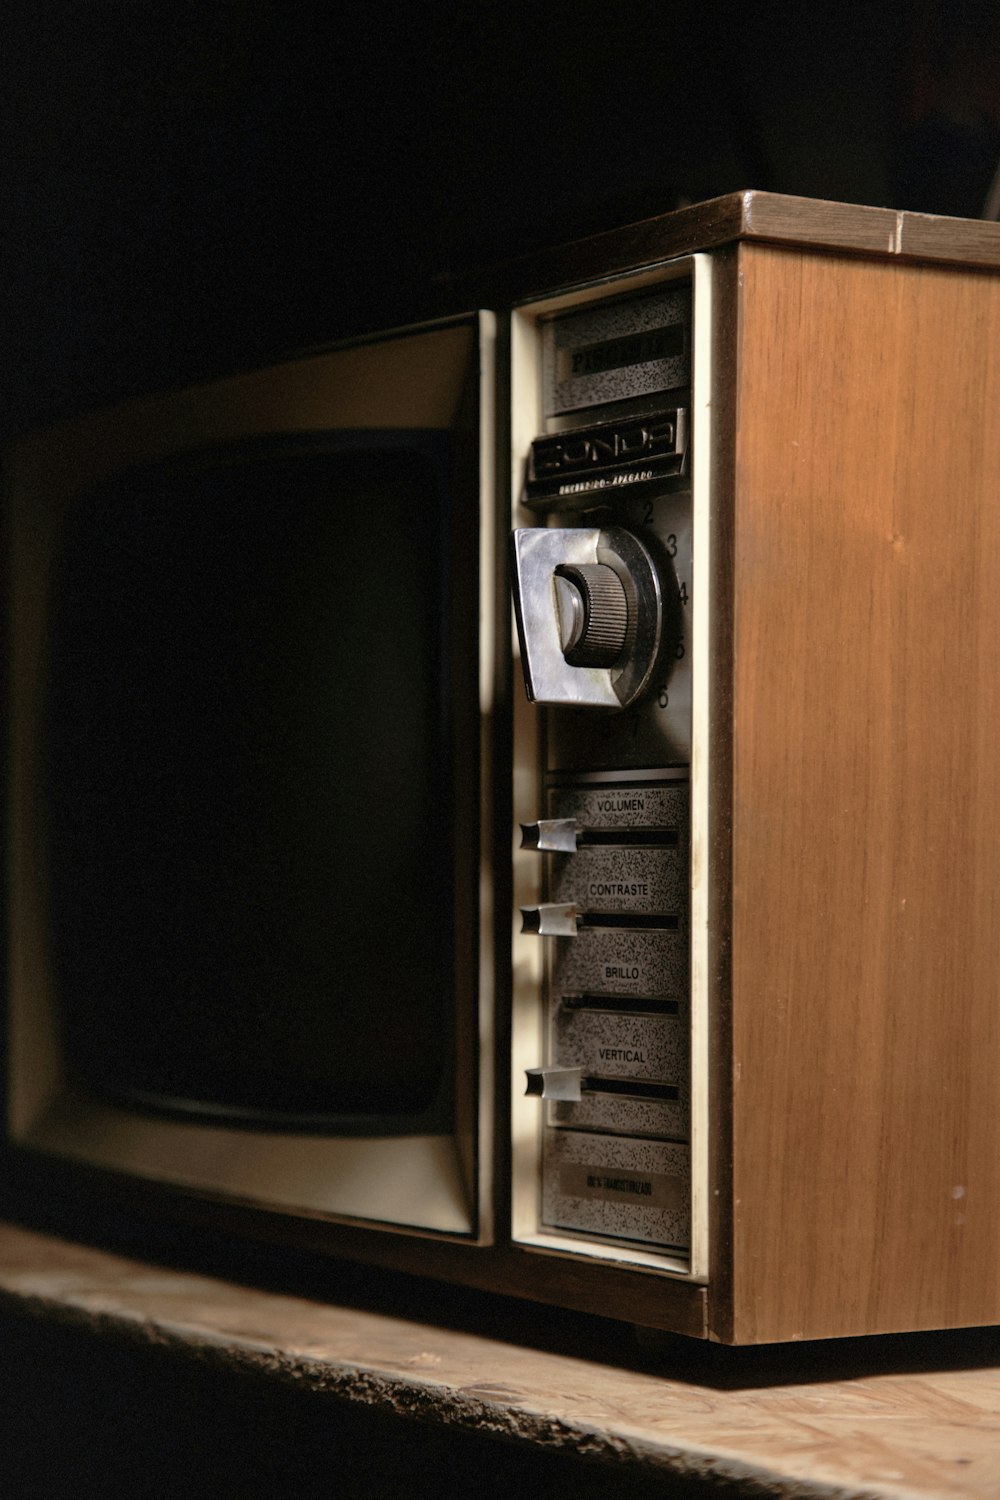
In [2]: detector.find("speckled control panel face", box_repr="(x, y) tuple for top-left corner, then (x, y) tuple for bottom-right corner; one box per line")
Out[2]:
(540, 778), (691, 1248)
(543, 285), (691, 419)
(542, 1131), (691, 1251)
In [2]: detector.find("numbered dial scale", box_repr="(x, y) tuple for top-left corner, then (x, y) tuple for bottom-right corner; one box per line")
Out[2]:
(511, 272), (703, 1269)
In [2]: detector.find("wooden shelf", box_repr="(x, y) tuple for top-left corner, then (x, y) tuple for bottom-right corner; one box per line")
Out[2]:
(0, 1221), (997, 1497)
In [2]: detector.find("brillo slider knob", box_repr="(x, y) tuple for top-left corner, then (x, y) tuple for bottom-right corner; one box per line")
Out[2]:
(519, 903), (580, 937)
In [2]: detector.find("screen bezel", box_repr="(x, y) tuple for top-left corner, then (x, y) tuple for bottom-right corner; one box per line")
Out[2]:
(4, 315), (497, 1240)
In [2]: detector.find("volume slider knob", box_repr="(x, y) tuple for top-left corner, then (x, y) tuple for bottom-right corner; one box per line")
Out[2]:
(553, 563), (628, 668)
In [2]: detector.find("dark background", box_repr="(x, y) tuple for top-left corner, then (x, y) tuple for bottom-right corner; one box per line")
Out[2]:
(4, 6), (1000, 1491)
(4, 1), (1000, 441)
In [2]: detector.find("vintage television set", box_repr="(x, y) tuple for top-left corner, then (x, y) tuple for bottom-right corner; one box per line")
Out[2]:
(5, 193), (1000, 1345)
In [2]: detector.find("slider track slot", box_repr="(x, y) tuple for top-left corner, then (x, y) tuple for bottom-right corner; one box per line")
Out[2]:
(579, 912), (680, 931)
(560, 994), (681, 1016)
(582, 1078), (681, 1101)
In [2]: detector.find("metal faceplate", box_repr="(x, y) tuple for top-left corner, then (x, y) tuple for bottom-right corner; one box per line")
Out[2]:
(510, 525), (663, 710)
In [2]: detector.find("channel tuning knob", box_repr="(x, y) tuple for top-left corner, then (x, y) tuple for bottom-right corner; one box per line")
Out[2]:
(510, 525), (664, 710)
(554, 563), (628, 667)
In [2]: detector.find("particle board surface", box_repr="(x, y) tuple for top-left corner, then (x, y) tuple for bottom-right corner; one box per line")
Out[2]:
(0, 1222), (996, 1498)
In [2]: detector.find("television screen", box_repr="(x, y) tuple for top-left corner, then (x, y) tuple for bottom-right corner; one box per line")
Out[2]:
(43, 435), (459, 1130)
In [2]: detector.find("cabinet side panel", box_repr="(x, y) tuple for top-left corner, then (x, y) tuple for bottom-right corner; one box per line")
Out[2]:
(730, 244), (1000, 1342)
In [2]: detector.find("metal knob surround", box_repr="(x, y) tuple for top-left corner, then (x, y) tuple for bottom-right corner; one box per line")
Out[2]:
(510, 524), (664, 710)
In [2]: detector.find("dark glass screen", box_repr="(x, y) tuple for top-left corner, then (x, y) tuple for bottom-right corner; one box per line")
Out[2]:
(44, 436), (461, 1128)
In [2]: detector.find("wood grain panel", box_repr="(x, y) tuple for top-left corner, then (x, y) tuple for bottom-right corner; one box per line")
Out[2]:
(728, 244), (1000, 1342)
(899, 209), (1000, 269)
(741, 194), (1000, 269)
(739, 191), (901, 255)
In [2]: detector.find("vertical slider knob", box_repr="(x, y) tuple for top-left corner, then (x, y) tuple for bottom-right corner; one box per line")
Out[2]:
(525, 1066), (584, 1102)
(519, 902), (579, 937)
(554, 563), (629, 667)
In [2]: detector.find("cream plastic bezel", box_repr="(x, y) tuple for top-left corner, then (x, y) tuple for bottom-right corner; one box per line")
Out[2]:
(510, 255), (713, 1281)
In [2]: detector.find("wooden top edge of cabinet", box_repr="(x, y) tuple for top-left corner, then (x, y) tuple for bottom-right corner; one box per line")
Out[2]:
(740, 190), (1000, 268)
(463, 191), (1000, 304)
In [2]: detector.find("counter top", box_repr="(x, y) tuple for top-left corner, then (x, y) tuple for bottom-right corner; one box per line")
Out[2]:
(0, 1221), (997, 1497)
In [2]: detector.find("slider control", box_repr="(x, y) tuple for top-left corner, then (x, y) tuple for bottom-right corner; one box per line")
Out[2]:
(520, 819), (581, 853)
(524, 1066), (584, 1102)
(520, 902), (579, 937)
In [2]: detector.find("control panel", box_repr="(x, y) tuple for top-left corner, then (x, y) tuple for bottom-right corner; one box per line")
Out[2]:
(510, 259), (711, 1278)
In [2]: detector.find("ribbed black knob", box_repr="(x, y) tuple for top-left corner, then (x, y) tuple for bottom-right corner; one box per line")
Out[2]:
(554, 562), (629, 667)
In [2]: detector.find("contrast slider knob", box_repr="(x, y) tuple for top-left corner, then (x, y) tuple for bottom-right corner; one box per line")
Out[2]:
(553, 563), (628, 668)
